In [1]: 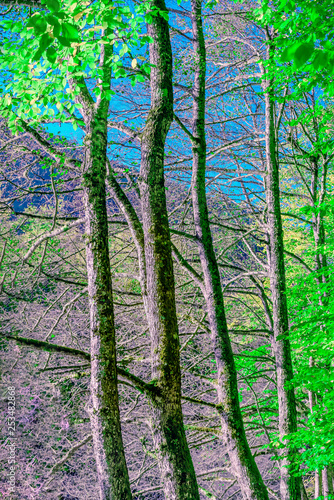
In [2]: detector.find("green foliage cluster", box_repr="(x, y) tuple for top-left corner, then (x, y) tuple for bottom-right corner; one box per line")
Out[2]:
(252, 0), (334, 96)
(284, 198), (334, 470)
(0, 0), (155, 133)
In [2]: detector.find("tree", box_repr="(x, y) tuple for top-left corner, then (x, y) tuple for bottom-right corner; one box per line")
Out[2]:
(135, 0), (201, 496)
(0, 0), (334, 498)
(174, 1), (269, 498)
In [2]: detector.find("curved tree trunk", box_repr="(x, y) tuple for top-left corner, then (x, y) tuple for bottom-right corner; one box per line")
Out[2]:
(188, 1), (269, 499)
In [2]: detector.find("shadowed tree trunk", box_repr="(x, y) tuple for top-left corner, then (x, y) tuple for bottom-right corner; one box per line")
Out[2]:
(261, 28), (300, 500)
(186, 1), (269, 498)
(136, 1), (200, 498)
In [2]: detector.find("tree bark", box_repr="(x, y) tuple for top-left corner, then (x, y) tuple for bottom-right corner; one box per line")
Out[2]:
(261, 29), (300, 500)
(315, 470), (322, 499)
(308, 122), (329, 303)
(322, 467), (333, 499)
(74, 43), (132, 499)
(310, 110), (332, 500)
(138, 1), (200, 498)
(187, 1), (269, 499)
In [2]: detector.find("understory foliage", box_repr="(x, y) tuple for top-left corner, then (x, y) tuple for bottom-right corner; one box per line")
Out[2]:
(0, 0), (334, 499)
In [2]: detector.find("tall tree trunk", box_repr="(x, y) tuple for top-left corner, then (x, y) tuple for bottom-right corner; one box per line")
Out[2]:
(261, 29), (300, 500)
(84, 114), (131, 500)
(71, 41), (132, 499)
(315, 470), (322, 499)
(187, 1), (269, 499)
(322, 467), (334, 500)
(138, 1), (200, 498)
(310, 144), (329, 303)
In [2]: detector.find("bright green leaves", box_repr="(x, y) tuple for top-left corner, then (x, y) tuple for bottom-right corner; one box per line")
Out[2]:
(253, 5), (272, 23)
(313, 49), (330, 71)
(253, 0), (334, 96)
(280, 41), (314, 69)
(292, 42), (314, 69)
(27, 12), (80, 50)
(39, 33), (54, 52)
(119, 43), (129, 57)
(205, 0), (219, 8)
(46, 14), (61, 37)
(157, 9), (169, 21)
(137, 2), (169, 23)
(0, 0), (159, 137)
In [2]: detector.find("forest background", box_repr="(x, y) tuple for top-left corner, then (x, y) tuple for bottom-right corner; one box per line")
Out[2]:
(0, 0), (334, 499)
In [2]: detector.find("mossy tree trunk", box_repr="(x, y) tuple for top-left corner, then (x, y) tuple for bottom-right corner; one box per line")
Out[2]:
(188, 1), (269, 499)
(71, 41), (132, 499)
(261, 29), (300, 500)
(138, 1), (200, 498)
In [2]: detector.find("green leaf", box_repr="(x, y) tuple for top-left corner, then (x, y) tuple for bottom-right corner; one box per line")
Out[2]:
(27, 13), (48, 35)
(313, 50), (329, 71)
(46, 0), (60, 12)
(280, 42), (297, 63)
(159, 9), (169, 21)
(46, 14), (61, 38)
(46, 13), (59, 26)
(280, 41), (314, 69)
(33, 48), (44, 62)
(11, 22), (22, 34)
(53, 11), (66, 20)
(46, 46), (57, 63)
(56, 35), (71, 47)
(293, 42), (314, 69)
(39, 33), (53, 52)
(62, 22), (80, 42)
